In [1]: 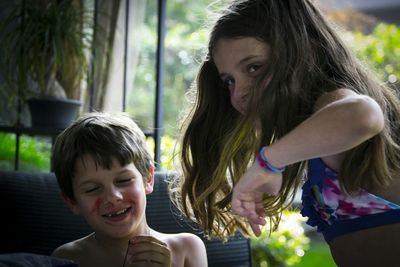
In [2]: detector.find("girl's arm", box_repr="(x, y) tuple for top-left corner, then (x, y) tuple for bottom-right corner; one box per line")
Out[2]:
(266, 88), (384, 170)
(231, 88), (384, 235)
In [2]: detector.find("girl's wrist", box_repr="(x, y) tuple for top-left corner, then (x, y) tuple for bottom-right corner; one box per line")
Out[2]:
(256, 146), (286, 173)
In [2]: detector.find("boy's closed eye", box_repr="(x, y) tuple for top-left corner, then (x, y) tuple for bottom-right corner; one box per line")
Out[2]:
(84, 186), (100, 194)
(116, 177), (135, 186)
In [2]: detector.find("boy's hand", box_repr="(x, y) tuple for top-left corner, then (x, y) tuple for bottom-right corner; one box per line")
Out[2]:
(231, 162), (283, 236)
(124, 235), (172, 267)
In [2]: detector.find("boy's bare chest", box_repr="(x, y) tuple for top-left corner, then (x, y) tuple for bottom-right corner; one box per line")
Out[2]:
(74, 249), (125, 267)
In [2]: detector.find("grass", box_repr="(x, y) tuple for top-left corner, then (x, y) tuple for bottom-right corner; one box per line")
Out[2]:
(292, 240), (336, 267)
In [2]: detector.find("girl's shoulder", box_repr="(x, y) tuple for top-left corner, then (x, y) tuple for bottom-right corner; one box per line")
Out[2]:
(313, 88), (357, 112)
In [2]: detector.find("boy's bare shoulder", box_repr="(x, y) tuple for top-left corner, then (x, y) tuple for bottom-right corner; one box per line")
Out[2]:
(51, 235), (92, 261)
(157, 232), (208, 266)
(165, 232), (204, 247)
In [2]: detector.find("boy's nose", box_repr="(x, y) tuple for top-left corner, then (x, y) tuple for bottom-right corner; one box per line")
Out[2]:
(104, 186), (123, 203)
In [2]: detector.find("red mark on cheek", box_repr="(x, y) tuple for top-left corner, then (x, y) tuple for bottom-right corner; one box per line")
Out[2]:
(91, 197), (103, 213)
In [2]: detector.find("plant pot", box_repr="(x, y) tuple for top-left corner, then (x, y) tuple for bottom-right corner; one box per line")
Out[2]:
(27, 98), (81, 129)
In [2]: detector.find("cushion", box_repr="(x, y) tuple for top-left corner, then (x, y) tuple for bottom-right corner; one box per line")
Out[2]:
(0, 171), (91, 255)
(0, 253), (78, 267)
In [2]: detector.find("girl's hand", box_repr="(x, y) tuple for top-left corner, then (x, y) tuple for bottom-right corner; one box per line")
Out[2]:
(231, 162), (283, 236)
(124, 236), (172, 267)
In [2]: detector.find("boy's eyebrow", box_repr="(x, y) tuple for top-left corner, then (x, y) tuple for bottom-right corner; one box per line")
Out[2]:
(76, 179), (96, 188)
(76, 168), (137, 187)
(116, 168), (136, 176)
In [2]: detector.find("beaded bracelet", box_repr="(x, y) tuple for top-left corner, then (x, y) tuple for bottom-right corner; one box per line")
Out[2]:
(256, 146), (286, 173)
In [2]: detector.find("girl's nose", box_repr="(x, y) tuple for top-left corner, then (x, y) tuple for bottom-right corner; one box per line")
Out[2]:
(230, 79), (249, 114)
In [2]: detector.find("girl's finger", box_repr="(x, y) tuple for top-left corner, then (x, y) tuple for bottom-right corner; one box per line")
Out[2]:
(249, 222), (262, 237)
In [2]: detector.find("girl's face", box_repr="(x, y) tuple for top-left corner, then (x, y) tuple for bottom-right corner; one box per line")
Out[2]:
(65, 154), (153, 240)
(213, 37), (271, 114)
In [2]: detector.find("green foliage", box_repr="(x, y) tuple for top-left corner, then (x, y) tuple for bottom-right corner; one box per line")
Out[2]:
(0, 133), (51, 171)
(0, 133), (15, 170)
(346, 23), (400, 86)
(292, 241), (336, 267)
(251, 211), (310, 267)
(146, 135), (179, 171)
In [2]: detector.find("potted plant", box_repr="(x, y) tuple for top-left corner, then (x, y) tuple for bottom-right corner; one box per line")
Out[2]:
(0, 0), (93, 129)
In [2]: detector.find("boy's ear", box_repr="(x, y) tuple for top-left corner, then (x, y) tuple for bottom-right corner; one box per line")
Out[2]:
(145, 166), (155, 195)
(61, 192), (81, 215)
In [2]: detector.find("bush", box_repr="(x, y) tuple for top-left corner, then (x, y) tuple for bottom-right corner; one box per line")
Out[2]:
(251, 211), (310, 267)
(0, 133), (51, 171)
(345, 23), (400, 87)
(146, 135), (180, 171)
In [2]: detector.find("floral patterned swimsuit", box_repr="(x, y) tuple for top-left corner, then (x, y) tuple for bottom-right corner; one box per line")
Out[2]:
(301, 158), (400, 243)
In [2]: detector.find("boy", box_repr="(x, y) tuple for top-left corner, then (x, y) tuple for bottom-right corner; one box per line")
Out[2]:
(51, 112), (207, 267)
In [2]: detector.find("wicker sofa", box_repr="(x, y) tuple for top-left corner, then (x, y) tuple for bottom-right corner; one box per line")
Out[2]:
(0, 170), (252, 266)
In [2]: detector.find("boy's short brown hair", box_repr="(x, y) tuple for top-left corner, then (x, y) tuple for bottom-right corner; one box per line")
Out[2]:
(52, 112), (153, 200)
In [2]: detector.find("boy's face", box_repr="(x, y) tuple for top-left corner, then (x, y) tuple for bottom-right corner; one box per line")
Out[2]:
(64, 154), (154, 239)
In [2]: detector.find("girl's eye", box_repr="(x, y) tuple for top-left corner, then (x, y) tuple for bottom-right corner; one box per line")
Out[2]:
(248, 64), (262, 73)
(223, 78), (234, 89)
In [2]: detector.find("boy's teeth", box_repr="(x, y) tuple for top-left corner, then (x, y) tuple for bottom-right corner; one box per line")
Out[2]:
(106, 208), (128, 217)
(116, 208), (127, 215)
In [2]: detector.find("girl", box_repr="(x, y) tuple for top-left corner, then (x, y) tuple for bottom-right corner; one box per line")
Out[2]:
(173, 0), (400, 266)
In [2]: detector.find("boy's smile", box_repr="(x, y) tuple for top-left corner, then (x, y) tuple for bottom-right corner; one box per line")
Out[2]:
(65, 154), (153, 239)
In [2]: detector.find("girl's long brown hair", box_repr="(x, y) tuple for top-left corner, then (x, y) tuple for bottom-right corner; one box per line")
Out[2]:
(171, 0), (400, 239)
